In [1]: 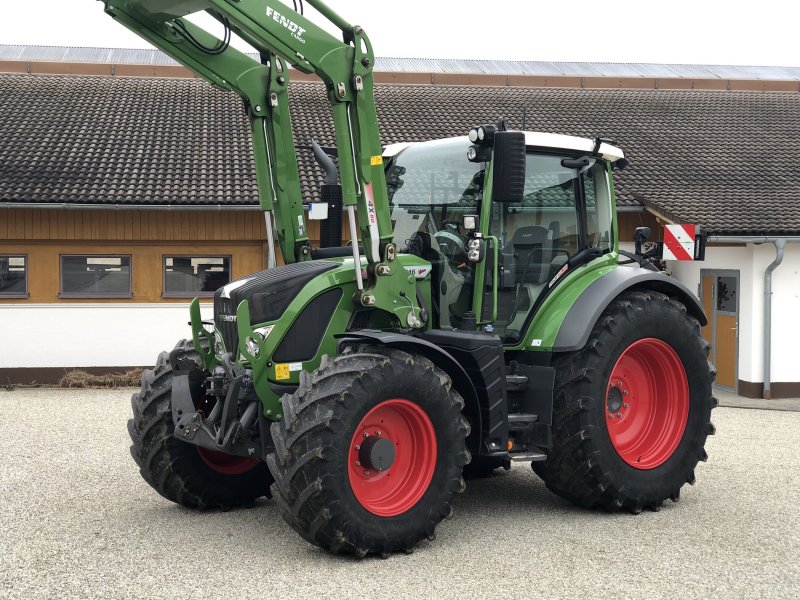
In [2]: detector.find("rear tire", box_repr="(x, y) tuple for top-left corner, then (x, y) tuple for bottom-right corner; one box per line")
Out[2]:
(532, 290), (716, 513)
(267, 348), (470, 557)
(128, 339), (271, 509)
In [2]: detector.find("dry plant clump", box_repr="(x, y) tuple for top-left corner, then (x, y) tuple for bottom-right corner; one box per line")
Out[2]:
(58, 369), (143, 389)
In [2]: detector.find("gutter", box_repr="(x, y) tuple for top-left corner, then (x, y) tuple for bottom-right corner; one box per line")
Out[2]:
(708, 236), (800, 399)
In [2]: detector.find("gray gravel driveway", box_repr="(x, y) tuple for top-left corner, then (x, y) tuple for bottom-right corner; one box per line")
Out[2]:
(1, 389), (798, 599)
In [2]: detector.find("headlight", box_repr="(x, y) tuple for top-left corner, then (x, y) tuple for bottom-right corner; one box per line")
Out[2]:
(214, 330), (225, 356)
(245, 335), (262, 356)
(244, 325), (274, 357)
(254, 325), (274, 338)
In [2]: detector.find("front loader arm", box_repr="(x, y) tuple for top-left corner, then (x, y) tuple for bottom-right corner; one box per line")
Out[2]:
(103, 0), (423, 326)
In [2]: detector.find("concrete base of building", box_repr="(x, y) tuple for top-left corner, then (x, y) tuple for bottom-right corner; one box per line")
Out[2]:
(737, 379), (800, 399)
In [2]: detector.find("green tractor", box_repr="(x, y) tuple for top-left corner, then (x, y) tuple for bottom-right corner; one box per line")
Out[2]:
(110, 0), (716, 557)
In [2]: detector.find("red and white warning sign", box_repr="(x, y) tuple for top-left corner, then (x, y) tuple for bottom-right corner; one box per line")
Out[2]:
(663, 224), (697, 261)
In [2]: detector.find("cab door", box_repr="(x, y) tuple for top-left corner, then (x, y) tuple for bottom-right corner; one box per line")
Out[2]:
(489, 153), (613, 343)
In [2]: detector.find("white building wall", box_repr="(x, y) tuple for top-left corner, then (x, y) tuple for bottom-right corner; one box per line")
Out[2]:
(669, 243), (800, 385)
(2, 248), (798, 384)
(0, 303), (213, 369)
(763, 244), (800, 384)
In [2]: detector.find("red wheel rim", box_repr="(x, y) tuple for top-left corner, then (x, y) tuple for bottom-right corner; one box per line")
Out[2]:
(348, 399), (437, 517)
(196, 447), (260, 475)
(606, 338), (689, 470)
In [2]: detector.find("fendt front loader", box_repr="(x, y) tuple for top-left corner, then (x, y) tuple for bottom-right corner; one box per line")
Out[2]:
(107, 0), (716, 556)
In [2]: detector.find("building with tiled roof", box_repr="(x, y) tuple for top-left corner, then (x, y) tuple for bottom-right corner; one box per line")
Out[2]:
(1, 51), (798, 398)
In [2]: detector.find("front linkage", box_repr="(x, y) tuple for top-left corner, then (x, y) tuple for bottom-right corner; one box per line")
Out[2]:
(168, 349), (271, 463)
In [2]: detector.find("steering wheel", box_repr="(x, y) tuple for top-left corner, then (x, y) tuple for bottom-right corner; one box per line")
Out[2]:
(434, 230), (466, 262)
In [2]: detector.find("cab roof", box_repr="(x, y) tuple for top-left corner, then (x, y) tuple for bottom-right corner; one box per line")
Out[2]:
(384, 132), (625, 162)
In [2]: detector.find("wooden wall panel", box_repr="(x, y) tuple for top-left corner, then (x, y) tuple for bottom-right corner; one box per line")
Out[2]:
(0, 208), (268, 242)
(0, 240), (266, 303)
(2, 207), (661, 245)
(617, 210), (660, 242)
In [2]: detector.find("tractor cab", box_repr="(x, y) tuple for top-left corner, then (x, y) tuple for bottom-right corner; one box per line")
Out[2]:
(384, 133), (624, 340)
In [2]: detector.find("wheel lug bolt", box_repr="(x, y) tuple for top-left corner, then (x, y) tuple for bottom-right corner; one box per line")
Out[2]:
(363, 469), (370, 475)
(623, 403), (629, 408)
(617, 412), (623, 418)
(355, 461), (361, 466)
(354, 444), (361, 450)
(623, 390), (629, 395)
(376, 430), (382, 436)
(363, 432), (369, 438)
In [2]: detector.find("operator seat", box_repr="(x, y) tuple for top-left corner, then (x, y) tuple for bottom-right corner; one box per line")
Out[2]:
(502, 225), (553, 285)
(497, 225), (554, 330)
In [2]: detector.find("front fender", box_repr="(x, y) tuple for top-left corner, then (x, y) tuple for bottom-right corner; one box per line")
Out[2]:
(336, 330), (483, 453)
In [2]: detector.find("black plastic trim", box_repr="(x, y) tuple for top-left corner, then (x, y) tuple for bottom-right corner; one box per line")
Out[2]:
(273, 288), (343, 362)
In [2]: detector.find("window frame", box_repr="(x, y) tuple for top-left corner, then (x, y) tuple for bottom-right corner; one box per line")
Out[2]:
(162, 254), (232, 298)
(580, 160), (615, 253)
(58, 254), (133, 299)
(0, 254), (29, 299)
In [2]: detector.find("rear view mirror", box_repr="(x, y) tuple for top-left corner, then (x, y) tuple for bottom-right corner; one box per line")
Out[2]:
(491, 131), (526, 203)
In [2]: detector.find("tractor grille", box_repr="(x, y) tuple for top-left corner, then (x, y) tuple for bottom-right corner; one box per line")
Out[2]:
(214, 295), (238, 357)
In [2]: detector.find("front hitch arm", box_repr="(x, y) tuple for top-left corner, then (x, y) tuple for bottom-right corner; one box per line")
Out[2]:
(170, 363), (264, 461)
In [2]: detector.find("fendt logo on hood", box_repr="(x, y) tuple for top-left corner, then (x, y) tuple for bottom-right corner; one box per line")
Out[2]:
(266, 6), (306, 43)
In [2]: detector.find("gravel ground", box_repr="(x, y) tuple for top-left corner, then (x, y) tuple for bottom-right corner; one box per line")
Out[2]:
(1, 388), (798, 600)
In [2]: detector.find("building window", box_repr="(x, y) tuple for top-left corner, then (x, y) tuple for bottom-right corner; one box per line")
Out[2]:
(60, 255), (132, 298)
(163, 256), (231, 297)
(0, 255), (28, 297)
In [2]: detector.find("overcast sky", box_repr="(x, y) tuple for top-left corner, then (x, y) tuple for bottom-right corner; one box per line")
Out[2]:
(2, 0), (798, 67)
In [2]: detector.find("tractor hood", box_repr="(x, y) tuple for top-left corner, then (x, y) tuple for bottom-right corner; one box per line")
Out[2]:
(214, 261), (338, 356)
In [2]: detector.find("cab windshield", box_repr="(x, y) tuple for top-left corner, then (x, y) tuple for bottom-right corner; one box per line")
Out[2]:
(386, 138), (480, 328)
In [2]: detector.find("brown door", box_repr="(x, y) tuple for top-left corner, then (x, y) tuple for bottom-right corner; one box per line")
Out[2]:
(701, 271), (739, 390)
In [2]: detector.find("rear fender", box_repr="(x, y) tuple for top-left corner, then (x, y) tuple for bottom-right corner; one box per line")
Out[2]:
(550, 267), (706, 352)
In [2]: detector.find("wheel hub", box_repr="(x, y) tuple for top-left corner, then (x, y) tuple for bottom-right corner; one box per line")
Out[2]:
(606, 385), (624, 414)
(359, 436), (396, 472)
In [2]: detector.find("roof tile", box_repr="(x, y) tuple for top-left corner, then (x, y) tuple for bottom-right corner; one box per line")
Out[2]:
(2, 73), (799, 235)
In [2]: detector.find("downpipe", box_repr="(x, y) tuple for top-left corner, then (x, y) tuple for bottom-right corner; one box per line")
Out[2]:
(763, 239), (786, 399)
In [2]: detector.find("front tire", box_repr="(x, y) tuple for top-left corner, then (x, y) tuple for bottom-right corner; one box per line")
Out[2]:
(267, 348), (470, 557)
(128, 339), (272, 509)
(532, 290), (716, 513)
